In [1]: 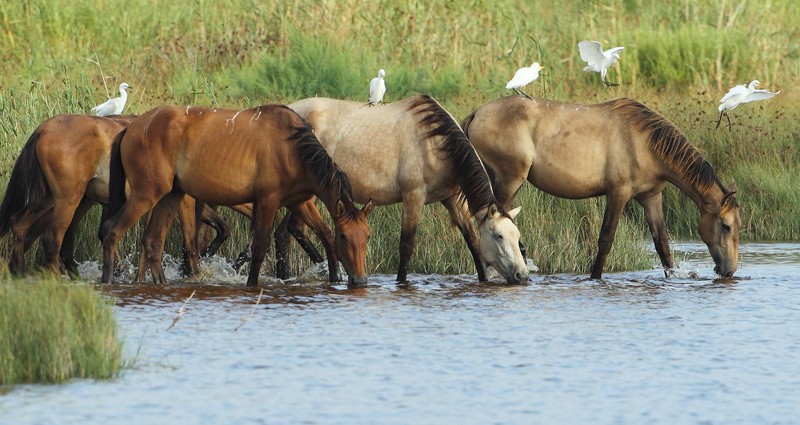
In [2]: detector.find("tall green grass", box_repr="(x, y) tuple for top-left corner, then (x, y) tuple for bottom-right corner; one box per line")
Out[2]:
(1, 0), (798, 276)
(0, 274), (124, 384)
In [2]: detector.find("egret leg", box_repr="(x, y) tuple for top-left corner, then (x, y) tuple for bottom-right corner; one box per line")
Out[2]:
(715, 111), (724, 129)
(602, 80), (619, 87)
(521, 91), (533, 100)
(725, 112), (732, 132)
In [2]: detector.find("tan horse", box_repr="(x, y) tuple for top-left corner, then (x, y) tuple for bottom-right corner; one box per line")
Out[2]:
(0, 114), (234, 278)
(101, 104), (373, 287)
(288, 95), (528, 284)
(462, 96), (741, 278)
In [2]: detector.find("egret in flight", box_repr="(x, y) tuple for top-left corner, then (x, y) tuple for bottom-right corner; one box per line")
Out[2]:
(91, 83), (132, 116)
(368, 69), (386, 106)
(716, 80), (780, 131)
(506, 62), (545, 99)
(578, 41), (624, 86)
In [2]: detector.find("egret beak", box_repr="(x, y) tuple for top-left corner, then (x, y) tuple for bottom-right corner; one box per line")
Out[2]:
(539, 65), (546, 70)
(618, 57), (623, 62)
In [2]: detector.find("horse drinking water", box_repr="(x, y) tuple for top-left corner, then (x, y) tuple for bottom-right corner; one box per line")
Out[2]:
(101, 104), (372, 287)
(462, 96), (740, 278)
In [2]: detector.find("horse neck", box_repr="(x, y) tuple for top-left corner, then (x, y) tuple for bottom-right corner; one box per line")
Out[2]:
(662, 170), (724, 214)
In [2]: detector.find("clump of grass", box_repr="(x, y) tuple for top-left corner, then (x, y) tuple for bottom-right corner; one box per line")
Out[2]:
(0, 275), (124, 385)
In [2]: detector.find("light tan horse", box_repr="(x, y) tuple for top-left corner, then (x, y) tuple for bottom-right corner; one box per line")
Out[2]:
(101, 104), (373, 287)
(462, 96), (740, 278)
(0, 114), (232, 278)
(288, 95), (529, 284)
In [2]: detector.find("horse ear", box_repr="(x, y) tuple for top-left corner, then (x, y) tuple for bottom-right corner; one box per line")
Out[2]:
(726, 182), (737, 194)
(721, 191), (736, 208)
(475, 207), (488, 222)
(362, 198), (374, 217)
(488, 203), (498, 217)
(508, 206), (522, 219)
(336, 199), (346, 218)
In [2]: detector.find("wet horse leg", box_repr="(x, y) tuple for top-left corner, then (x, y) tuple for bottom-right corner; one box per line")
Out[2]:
(397, 193), (425, 282)
(9, 201), (53, 275)
(175, 196), (200, 278)
(275, 210), (324, 279)
(441, 196), (488, 281)
(636, 192), (674, 277)
(288, 200), (340, 282)
(247, 199), (278, 287)
(60, 198), (96, 278)
(102, 195), (165, 284)
(199, 205), (231, 257)
(140, 191), (187, 284)
(41, 194), (84, 275)
(590, 191), (629, 279)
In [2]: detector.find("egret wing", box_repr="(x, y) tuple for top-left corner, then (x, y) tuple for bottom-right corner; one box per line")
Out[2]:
(741, 90), (780, 104)
(604, 46), (625, 56)
(719, 85), (747, 104)
(578, 41), (604, 64)
(369, 77), (378, 101)
(506, 68), (528, 89)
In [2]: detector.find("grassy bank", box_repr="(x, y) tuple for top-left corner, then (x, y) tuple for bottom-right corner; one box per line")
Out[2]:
(0, 273), (124, 384)
(1, 0), (798, 276)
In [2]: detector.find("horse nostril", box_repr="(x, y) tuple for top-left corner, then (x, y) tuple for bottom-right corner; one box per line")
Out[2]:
(725, 271), (734, 278)
(515, 271), (528, 283)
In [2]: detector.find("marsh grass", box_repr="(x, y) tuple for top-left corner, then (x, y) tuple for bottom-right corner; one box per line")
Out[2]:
(1, 0), (798, 276)
(0, 274), (124, 384)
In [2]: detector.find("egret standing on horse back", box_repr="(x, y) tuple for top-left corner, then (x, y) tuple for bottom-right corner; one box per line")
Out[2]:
(716, 80), (780, 131)
(506, 62), (545, 99)
(368, 69), (386, 106)
(578, 41), (624, 86)
(91, 83), (132, 116)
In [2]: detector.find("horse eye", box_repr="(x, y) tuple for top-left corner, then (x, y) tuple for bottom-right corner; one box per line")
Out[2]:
(495, 234), (503, 240)
(722, 224), (731, 232)
(339, 233), (347, 240)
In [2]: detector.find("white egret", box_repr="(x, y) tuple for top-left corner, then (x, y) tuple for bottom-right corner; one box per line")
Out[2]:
(91, 83), (132, 116)
(368, 69), (386, 106)
(578, 41), (624, 86)
(505, 62), (545, 99)
(716, 80), (780, 131)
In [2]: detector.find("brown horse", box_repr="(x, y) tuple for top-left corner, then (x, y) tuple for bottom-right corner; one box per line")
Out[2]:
(0, 114), (232, 278)
(287, 95), (529, 284)
(101, 104), (372, 287)
(462, 96), (740, 278)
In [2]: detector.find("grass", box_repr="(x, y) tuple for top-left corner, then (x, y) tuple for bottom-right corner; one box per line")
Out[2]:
(0, 272), (124, 384)
(1, 0), (798, 276)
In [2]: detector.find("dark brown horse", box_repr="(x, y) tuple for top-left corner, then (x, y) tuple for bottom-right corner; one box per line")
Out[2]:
(101, 104), (372, 287)
(463, 96), (740, 278)
(0, 114), (232, 278)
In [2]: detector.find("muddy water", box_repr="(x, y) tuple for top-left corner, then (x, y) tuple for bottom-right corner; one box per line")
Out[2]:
(2, 242), (800, 424)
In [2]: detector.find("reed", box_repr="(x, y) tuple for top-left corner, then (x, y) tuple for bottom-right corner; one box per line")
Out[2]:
(0, 274), (124, 384)
(1, 0), (797, 276)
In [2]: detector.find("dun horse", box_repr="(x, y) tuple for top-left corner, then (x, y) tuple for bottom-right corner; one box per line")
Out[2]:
(0, 114), (232, 278)
(101, 104), (372, 287)
(287, 95), (528, 284)
(462, 96), (740, 278)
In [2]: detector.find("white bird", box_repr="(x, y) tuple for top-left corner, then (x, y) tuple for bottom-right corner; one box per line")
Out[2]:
(368, 69), (386, 106)
(578, 41), (624, 86)
(506, 62), (545, 99)
(716, 80), (780, 131)
(91, 83), (132, 116)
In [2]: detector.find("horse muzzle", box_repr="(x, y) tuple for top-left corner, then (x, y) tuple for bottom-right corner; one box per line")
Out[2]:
(348, 275), (368, 288)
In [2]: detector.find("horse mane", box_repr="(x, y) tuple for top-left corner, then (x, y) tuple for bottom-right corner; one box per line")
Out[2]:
(408, 94), (503, 217)
(610, 98), (737, 207)
(286, 109), (360, 219)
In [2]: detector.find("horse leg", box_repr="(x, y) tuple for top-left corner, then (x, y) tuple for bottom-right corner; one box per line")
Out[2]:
(397, 194), (425, 282)
(9, 202), (52, 275)
(199, 205), (230, 257)
(133, 210), (152, 283)
(288, 200), (340, 282)
(247, 200), (278, 287)
(102, 195), (163, 284)
(176, 196), (200, 278)
(23, 209), (52, 253)
(60, 198), (95, 278)
(141, 191), (186, 284)
(40, 194), (84, 276)
(274, 213), (293, 279)
(441, 196), (487, 281)
(636, 192), (674, 277)
(590, 193), (629, 279)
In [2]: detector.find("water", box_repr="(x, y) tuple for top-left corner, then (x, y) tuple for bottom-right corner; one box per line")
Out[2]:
(2, 242), (799, 424)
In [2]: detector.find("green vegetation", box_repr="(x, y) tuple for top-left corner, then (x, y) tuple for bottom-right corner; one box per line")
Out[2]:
(0, 273), (124, 384)
(1, 0), (798, 276)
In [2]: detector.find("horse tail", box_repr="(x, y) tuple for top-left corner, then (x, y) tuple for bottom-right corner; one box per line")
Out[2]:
(105, 129), (128, 223)
(0, 131), (47, 237)
(460, 111), (476, 137)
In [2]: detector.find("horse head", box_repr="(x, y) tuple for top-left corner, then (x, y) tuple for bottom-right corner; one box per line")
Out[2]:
(332, 198), (374, 287)
(475, 204), (529, 284)
(698, 183), (740, 277)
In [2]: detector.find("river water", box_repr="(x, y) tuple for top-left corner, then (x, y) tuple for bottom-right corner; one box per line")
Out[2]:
(2, 242), (799, 424)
